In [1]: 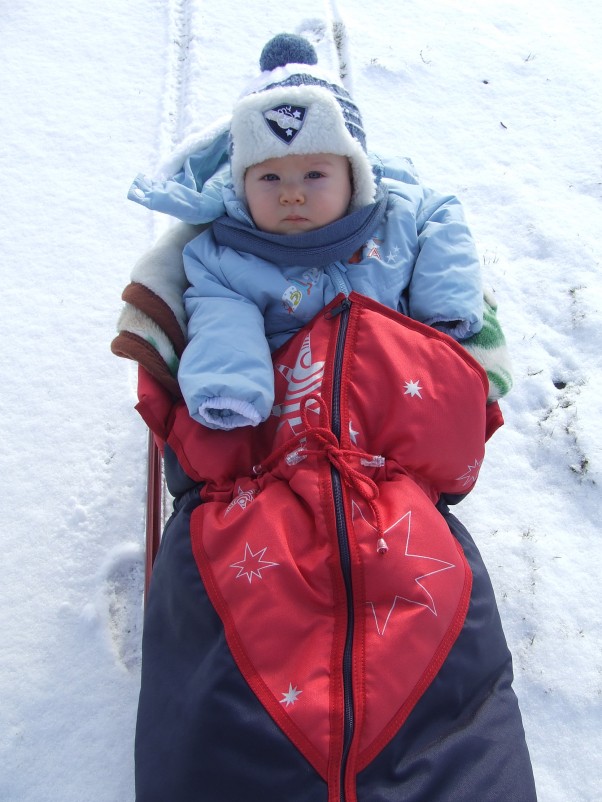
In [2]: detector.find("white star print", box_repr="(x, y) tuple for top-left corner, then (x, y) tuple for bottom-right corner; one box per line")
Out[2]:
(456, 458), (482, 486)
(286, 128), (293, 137)
(280, 683), (303, 706)
(404, 379), (423, 398)
(353, 503), (456, 633)
(230, 543), (279, 583)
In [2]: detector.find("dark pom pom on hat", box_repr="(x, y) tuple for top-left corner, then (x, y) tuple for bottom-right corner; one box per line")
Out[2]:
(259, 33), (318, 72)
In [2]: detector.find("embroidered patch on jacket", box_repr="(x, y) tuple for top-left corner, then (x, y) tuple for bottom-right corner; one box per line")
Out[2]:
(364, 237), (383, 260)
(264, 105), (307, 144)
(282, 285), (303, 312)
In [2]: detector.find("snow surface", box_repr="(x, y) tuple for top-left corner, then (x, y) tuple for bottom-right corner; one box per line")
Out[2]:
(1, 0), (601, 799)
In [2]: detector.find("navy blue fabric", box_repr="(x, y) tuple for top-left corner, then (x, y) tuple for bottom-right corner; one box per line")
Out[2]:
(135, 489), (327, 802)
(356, 502), (537, 801)
(162, 443), (202, 498)
(259, 34), (318, 71)
(212, 187), (388, 267)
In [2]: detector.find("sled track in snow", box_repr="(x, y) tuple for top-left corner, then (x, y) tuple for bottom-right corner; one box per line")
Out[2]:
(324, 0), (353, 89)
(161, 0), (194, 156)
(145, 0), (197, 536)
(160, 0), (352, 160)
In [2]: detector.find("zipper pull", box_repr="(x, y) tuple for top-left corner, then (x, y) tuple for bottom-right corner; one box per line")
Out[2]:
(325, 297), (351, 319)
(376, 537), (389, 555)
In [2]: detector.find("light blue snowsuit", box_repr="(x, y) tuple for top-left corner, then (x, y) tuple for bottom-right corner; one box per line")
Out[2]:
(175, 156), (483, 429)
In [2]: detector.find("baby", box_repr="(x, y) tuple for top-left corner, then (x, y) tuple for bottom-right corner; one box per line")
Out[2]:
(178, 33), (486, 430)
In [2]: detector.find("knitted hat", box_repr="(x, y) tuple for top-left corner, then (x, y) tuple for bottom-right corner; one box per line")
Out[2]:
(230, 33), (377, 211)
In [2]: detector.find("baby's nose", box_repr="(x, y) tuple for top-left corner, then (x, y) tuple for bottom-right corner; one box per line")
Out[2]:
(280, 182), (305, 204)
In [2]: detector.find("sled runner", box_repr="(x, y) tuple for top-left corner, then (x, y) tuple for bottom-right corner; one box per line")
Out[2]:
(144, 431), (162, 601)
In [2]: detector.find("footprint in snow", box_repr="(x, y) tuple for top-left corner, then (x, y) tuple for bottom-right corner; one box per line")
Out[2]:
(100, 544), (144, 673)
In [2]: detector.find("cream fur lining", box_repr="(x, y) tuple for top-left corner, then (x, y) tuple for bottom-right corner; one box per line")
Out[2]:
(230, 84), (376, 210)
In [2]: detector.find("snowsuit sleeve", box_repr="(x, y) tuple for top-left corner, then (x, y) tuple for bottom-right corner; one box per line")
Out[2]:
(410, 188), (483, 339)
(177, 233), (275, 430)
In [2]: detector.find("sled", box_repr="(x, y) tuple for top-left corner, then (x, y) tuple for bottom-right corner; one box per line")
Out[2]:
(112, 231), (536, 800)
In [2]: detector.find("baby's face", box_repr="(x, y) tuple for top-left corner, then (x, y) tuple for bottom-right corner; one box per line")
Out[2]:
(244, 153), (352, 235)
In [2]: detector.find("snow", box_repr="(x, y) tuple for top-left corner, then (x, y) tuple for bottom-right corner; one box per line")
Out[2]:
(1, 0), (600, 799)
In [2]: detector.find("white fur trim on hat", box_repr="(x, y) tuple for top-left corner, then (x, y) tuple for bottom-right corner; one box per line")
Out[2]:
(230, 84), (376, 210)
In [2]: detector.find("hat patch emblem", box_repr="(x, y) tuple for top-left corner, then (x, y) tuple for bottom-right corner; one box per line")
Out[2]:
(263, 105), (307, 144)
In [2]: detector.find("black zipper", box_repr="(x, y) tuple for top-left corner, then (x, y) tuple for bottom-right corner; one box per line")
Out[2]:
(329, 298), (354, 802)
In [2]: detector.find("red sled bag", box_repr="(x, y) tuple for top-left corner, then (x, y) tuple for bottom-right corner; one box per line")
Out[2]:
(134, 293), (535, 802)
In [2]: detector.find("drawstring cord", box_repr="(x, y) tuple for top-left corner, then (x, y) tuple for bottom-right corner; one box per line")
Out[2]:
(253, 394), (389, 555)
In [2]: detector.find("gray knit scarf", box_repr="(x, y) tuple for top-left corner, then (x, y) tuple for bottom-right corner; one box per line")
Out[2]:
(212, 187), (389, 267)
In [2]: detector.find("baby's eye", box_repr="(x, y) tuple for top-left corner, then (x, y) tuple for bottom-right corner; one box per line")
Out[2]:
(306, 171), (325, 179)
(260, 173), (280, 182)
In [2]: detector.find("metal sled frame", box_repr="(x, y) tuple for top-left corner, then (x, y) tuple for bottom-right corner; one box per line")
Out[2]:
(144, 430), (163, 604)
